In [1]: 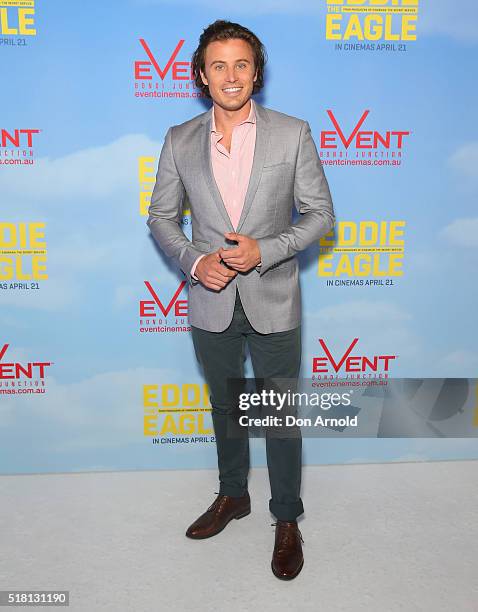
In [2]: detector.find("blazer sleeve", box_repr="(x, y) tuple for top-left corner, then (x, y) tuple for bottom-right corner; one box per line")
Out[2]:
(146, 127), (204, 287)
(256, 120), (335, 275)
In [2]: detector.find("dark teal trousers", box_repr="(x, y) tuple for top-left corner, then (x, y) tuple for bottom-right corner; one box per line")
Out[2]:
(191, 289), (304, 521)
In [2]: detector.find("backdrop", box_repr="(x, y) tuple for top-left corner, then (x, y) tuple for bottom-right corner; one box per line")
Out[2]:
(1, 0), (477, 474)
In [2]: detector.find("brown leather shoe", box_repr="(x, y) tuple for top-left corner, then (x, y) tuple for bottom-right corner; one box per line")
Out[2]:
(271, 520), (304, 580)
(185, 492), (251, 539)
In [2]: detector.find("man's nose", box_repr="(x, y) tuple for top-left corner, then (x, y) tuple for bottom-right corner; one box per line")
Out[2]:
(224, 67), (238, 82)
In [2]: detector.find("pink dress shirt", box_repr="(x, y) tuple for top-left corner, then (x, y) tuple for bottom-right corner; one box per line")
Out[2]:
(191, 99), (257, 279)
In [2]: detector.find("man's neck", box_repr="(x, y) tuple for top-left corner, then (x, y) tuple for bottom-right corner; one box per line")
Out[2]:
(213, 99), (252, 133)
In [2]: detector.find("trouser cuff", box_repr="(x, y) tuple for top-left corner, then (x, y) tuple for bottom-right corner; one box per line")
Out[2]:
(269, 499), (304, 521)
(219, 483), (248, 497)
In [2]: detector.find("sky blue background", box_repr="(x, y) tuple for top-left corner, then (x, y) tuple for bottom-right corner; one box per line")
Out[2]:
(1, 0), (477, 474)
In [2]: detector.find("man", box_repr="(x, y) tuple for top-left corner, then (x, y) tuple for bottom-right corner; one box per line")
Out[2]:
(147, 20), (334, 580)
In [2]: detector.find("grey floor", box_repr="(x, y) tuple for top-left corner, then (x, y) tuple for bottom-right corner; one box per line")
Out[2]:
(1, 460), (477, 612)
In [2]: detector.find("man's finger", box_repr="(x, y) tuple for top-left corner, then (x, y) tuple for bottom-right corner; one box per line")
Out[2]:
(228, 263), (248, 271)
(223, 258), (246, 269)
(208, 273), (231, 285)
(219, 248), (244, 260)
(206, 281), (225, 291)
(214, 262), (237, 276)
(221, 254), (245, 264)
(206, 271), (227, 284)
(210, 266), (237, 280)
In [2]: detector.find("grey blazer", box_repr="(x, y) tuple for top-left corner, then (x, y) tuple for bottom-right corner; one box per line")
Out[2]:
(147, 101), (335, 333)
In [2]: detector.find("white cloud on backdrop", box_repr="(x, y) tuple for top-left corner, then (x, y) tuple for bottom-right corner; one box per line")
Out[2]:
(437, 349), (478, 373)
(307, 299), (412, 326)
(449, 142), (478, 183)
(0, 134), (162, 205)
(440, 217), (478, 248)
(1, 366), (179, 448)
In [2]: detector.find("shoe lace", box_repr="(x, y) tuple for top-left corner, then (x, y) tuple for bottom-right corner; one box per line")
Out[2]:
(271, 521), (304, 548)
(207, 492), (227, 513)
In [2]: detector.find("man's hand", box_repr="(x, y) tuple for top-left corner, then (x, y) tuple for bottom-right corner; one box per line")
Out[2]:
(218, 232), (261, 273)
(195, 251), (237, 291)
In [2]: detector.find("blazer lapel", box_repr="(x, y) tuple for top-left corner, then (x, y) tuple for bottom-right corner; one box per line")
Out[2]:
(200, 100), (271, 234)
(200, 109), (235, 232)
(236, 102), (271, 233)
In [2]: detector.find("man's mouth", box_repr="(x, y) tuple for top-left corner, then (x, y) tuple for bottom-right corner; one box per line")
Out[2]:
(222, 87), (242, 94)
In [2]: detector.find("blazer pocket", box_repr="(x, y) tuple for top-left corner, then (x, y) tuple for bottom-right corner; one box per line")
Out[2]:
(262, 162), (289, 172)
(267, 257), (295, 274)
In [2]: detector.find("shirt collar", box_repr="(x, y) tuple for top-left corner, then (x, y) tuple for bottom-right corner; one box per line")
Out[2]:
(211, 99), (256, 133)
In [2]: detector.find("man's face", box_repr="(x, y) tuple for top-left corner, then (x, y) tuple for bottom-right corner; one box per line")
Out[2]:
(200, 38), (258, 112)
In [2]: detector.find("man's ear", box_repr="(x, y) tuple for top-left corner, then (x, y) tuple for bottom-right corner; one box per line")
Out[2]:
(200, 69), (208, 86)
(253, 69), (258, 83)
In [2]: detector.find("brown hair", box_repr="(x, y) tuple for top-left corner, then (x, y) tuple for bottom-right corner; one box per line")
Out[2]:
(191, 20), (267, 99)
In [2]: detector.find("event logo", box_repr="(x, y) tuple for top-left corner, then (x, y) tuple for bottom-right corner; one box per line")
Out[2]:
(326, 0), (419, 51)
(0, 0), (36, 46)
(318, 220), (405, 284)
(0, 222), (47, 289)
(133, 39), (204, 100)
(319, 110), (409, 166)
(139, 280), (190, 333)
(0, 128), (40, 166)
(138, 155), (190, 221)
(143, 383), (214, 442)
(0, 343), (52, 395)
(312, 338), (397, 379)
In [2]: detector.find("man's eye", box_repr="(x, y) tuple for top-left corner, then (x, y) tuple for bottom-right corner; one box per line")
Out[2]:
(215, 65), (224, 70)
(237, 63), (246, 69)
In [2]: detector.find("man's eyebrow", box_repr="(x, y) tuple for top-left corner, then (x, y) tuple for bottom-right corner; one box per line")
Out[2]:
(210, 58), (251, 66)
